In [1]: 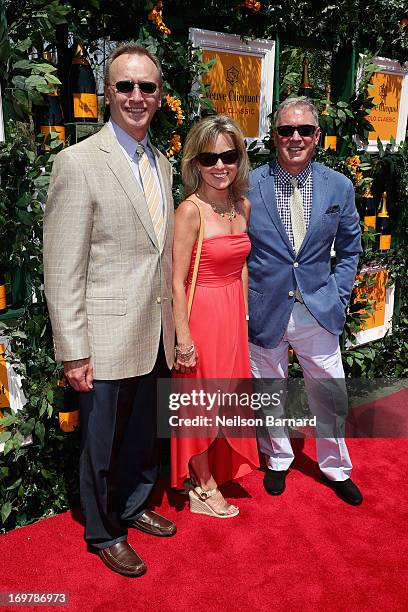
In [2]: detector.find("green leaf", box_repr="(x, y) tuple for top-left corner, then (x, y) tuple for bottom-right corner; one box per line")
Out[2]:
(13, 59), (33, 70)
(11, 432), (24, 448)
(34, 63), (58, 74)
(0, 467), (9, 480)
(25, 74), (48, 88)
(11, 331), (27, 339)
(0, 431), (11, 443)
(44, 73), (61, 85)
(35, 421), (45, 445)
(15, 39), (32, 53)
(0, 502), (12, 523)
(6, 478), (22, 491)
(0, 413), (18, 427)
(12, 75), (27, 89)
(3, 438), (14, 455)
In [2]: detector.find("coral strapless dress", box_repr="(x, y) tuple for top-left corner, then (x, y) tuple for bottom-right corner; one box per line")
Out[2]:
(171, 233), (259, 489)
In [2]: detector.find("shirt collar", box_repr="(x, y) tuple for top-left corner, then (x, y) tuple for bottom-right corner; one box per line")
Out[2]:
(275, 160), (312, 187)
(108, 119), (149, 159)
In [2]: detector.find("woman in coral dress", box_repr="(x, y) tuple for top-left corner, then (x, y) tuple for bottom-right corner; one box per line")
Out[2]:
(172, 115), (259, 518)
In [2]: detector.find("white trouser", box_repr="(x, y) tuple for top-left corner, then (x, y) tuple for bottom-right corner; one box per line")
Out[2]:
(250, 302), (352, 482)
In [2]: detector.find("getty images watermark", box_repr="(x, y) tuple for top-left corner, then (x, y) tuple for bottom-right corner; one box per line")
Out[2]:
(158, 378), (408, 439)
(157, 379), (320, 438)
(167, 388), (316, 429)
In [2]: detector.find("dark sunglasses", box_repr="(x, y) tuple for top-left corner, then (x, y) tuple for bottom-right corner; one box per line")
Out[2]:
(112, 80), (158, 95)
(196, 149), (239, 167)
(276, 124), (316, 137)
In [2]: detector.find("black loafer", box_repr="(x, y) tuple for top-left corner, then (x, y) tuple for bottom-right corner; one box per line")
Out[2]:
(321, 475), (363, 505)
(263, 469), (288, 495)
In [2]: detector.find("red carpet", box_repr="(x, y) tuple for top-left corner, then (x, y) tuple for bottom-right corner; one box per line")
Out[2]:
(348, 387), (408, 437)
(1, 438), (408, 612)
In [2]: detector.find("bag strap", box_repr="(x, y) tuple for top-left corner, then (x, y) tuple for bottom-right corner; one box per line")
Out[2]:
(185, 199), (204, 321)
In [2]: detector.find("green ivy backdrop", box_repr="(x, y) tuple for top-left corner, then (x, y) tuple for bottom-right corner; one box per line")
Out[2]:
(0, 0), (407, 531)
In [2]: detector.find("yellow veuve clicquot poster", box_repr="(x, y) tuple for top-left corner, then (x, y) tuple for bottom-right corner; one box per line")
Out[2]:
(202, 50), (262, 137)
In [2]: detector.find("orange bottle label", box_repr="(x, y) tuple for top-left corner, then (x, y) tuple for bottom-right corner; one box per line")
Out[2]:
(73, 93), (98, 119)
(0, 343), (10, 412)
(0, 285), (6, 310)
(40, 126), (65, 141)
(59, 410), (80, 433)
(72, 57), (89, 65)
(364, 215), (376, 230)
(379, 235), (391, 250)
(324, 136), (337, 150)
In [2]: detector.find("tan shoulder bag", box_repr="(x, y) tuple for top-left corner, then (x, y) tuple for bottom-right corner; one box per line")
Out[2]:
(185, 199), (204, 321)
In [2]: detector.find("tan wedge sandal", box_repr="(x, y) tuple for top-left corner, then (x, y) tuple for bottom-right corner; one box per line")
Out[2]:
(189, 486), (239, 518)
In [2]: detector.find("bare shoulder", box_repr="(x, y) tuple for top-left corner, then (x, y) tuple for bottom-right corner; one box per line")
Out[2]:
(238, 196), (251, 222)
(175, 199), (201, 230)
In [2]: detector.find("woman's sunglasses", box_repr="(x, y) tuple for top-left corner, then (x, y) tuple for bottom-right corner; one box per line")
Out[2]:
(111, 80), (158, 95)
(196, 149), (239, 167)
(276, 124), (316, 137)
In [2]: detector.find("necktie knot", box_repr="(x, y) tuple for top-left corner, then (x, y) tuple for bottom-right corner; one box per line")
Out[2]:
(290, 177), (299, 190)
(136, 144), (145, 158)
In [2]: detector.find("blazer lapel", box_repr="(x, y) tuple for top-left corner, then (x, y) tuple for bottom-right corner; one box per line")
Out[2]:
(151, 142), (172, 254)
(258, 164), (294, 253)
(97, 125), (159, 249)
(297, 162), (328, 256)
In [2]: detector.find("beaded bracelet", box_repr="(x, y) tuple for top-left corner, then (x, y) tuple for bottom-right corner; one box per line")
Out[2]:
(175, 343), (195, 361)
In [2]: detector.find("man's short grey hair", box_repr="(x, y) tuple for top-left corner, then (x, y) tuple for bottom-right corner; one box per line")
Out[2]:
(273, 97), (319, 127)
(104, 42), (163, 90)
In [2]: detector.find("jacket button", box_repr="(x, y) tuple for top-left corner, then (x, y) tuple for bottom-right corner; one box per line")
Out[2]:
(293, 262), (299, 268)
(156, 296), (161, 304)
(288, 290), (294, 297)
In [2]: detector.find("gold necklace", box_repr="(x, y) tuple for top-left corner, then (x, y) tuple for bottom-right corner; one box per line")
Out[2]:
(196, 192), (237, 221)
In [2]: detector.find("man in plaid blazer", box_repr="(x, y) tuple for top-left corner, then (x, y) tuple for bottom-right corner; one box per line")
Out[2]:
(44, 44), (176, 577)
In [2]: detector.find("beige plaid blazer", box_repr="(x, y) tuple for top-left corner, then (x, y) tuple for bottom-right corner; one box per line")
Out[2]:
(43, 124), (175, 379)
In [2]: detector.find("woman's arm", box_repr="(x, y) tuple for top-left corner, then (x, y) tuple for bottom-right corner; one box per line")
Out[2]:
(172, 200), (200, 372)
(241, 197), (251, 318)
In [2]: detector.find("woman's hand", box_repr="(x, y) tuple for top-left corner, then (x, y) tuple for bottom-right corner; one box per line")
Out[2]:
(173, 343), (198, 373)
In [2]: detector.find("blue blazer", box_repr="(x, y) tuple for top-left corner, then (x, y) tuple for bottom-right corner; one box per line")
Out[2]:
(247, 161), (362, 348)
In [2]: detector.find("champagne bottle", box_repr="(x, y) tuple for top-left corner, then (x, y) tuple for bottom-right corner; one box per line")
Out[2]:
(68, 41), (98, 123)
(319, 84), (337, 150)
(35, 52), (65, 150)
(57, 376), (80, 432)
(361, 184), (376, 231)
(376, 192), (391, 251)
(0, 268), (7, 314)
(298, 56), (313, 98)
(0, 340), (9, 416)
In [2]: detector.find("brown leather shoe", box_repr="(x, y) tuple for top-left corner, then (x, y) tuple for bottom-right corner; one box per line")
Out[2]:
(97, 541), (146, 577)
(129, 510), (177, 537)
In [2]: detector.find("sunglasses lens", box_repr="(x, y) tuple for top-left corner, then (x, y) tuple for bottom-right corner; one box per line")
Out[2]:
(115, 80), (134, 93)
(298, 125), (316, 136)
(197, 153), (217, 166)
(277, 125), (316, 137)
(197, 149), (239, 167)
(139, 81), (157, 94)
(220, 149), (239, 164)
(277, 126), (295, 137)
(115, 80), (158, 94)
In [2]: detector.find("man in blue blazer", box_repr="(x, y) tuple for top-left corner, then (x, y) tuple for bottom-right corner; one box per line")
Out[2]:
(248, 97), (363, 505)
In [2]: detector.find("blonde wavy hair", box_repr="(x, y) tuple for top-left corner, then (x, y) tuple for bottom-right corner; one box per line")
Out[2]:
(181, 115), (250, 200)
